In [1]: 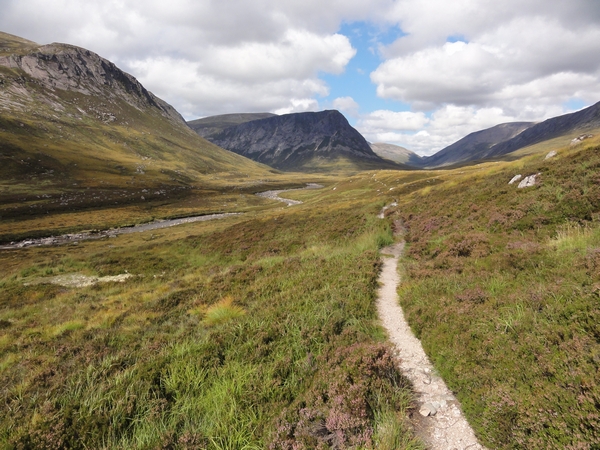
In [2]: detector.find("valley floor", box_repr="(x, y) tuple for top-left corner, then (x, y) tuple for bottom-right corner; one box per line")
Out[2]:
(2, 137), (600, 448)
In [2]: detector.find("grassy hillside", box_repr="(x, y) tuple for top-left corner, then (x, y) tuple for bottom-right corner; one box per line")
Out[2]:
(379, 135), (600, 448)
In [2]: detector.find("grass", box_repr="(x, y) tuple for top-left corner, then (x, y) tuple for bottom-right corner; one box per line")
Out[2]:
(3, 54), (600, 447)
(383, 140), (600, 448)
(0, 176), (421, 449)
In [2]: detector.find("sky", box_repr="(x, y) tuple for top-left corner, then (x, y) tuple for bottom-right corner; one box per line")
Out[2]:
(2, 0), (600, 156)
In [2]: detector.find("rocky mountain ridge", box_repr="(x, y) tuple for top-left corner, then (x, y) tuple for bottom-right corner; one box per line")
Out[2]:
(187, 112), (277, 138)
(0, 30), (274, 220)
(419, 122), (534, 168)
(0, 36), (184, 126)
(485, 100), (600, 158)
(204, 110), (403, 171)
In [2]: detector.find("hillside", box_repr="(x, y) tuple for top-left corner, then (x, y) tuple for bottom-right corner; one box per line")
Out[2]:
(187, 112), (277, 138)
(485, 100), (600, 158)
(370, 142), (424, 166)
(377, 135), (600, 448)
(421, 122), (533, 168)
(206, 109), (405, 172)
(421, 101), (600, 168)
(0, 31), (277, 223)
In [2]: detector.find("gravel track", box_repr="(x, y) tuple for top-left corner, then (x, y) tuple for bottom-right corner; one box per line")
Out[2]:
(378, 242), (486, 450)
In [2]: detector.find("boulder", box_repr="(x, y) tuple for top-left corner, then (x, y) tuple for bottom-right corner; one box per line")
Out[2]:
(508, 174), (522, 185)
(517, 173), (541, 189)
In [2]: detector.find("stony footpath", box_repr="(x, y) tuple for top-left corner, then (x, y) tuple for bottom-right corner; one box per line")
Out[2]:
(377, 242), (486, 450)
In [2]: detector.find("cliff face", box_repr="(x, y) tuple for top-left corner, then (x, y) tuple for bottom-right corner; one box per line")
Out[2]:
(0, 38), (185, 126)
(207, 110), (393, 171)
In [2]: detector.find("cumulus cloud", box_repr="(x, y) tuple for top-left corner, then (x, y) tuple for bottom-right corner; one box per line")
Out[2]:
(358, 110), (429, 133)
(333, 96), (360, 117)
(0, 0), (362, 118)
(360, 0), (600, 154)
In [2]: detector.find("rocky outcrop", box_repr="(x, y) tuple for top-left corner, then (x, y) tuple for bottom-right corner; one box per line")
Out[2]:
(571, 134), (594, 146)
(206, 110), (401, 171)
(517, 173), (541, 189)
(0, 40), (185, 126)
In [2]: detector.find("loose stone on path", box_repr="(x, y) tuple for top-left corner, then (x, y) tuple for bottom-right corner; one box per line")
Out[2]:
(377, 242), (486, 450)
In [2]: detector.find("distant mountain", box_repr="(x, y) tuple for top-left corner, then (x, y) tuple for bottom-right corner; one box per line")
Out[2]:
(421, 122), (533, 168)
(187, 113), (277, 138)
(484, 101), (600, 158)
(0, 31), (274, 218)
(205, 110), (405, 172)
(370, 142), (423, 166)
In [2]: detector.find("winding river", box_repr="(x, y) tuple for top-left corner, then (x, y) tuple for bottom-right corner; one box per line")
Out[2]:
(1, 184), (323, 249)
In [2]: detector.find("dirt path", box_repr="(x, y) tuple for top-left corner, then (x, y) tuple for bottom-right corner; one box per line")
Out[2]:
(378, 242), (486, 450)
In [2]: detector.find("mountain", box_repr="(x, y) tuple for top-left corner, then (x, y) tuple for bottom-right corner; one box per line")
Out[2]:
(484, 100), (600, 158)
(421, 101), (600, 168)
(187, 113), (277, 138)
(0, 31), (274, 218)
(370, 142), (423, 166)
(204, 110), (405, 172)
(420, 122), (533, 168)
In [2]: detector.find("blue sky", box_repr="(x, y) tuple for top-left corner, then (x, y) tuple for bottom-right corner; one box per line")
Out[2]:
(321, 22), (409, 117)
(2, 0), (600, 155)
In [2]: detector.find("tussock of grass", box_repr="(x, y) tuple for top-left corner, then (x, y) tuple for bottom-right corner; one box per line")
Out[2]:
(202, 296), (246, 326)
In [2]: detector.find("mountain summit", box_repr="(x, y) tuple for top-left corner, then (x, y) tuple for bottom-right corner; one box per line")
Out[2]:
(203, 110), (403, 172)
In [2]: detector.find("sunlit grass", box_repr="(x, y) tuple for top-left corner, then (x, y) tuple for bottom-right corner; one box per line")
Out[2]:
(202, 296), (246, 326)
(0, 173), (420, 448)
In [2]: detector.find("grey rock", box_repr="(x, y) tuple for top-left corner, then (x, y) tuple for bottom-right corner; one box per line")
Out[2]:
(571, 134), (594, 146)
(508, 174), (522, 185)
(419, 402), (438, 417)
(0, 42), (186, 127)
(544, 150), (557, 160)
(517, 173), (541, 189)
(206, 110), (402, 171)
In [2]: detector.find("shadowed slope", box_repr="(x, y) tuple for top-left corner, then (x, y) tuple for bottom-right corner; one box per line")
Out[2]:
(206, 110), (407, 172)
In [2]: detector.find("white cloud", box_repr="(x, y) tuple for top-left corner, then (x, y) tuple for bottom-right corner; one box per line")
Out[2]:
(333, 96), (360, 117)
(0, 0), (360, 119)
(359, 110), (429, 133)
